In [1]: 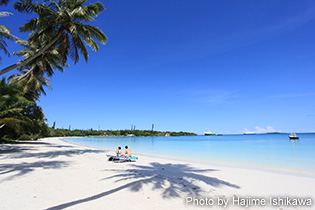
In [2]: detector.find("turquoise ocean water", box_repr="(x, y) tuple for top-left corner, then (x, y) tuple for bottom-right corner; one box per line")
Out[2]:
(66, 133), (315, 174)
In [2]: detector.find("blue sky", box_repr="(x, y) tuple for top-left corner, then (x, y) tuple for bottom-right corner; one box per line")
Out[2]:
(1, 0), (315, 134)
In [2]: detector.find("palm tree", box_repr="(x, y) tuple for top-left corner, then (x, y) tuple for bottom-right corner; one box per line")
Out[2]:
(14, 38), (67, 76)
(0, 0), (107, 76)
(8, 68), (52, 101)
(8, 39), (67, 101)
(0, 11), (14, 62)
(0, 78), (49, 139)
(0, 78), (33, 137)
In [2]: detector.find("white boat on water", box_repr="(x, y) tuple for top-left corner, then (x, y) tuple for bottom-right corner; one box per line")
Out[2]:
(289, 133), (299, 140)
(204, 130), (215, 136)
(244, 132), (256, 135)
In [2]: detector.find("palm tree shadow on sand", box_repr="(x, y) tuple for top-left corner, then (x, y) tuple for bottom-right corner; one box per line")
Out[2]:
(46, 162), (240, 210)
(0, 142), (104, 183)
(103, 162), (240, 198)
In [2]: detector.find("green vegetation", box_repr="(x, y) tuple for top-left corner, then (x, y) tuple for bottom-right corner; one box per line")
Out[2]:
(0, 0), (107, 142)
(0, 1), (195, 142)
(0, 78), (50, 141)
(0, 11), (14, 62)
(0, 0), (107, 76)
(49, 128), (197, 137)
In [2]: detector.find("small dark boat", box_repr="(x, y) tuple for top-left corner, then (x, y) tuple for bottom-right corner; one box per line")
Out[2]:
(289, 133), (299, 140)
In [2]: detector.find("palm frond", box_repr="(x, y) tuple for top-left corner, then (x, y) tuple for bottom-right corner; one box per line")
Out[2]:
(76, 23), (107, 45)
(0, 11), (13, 18)
(14, 0), (39, 14)
(68, 26), (88, 62)
(1, 0), (106, 76)
(0, 0), (10, 6)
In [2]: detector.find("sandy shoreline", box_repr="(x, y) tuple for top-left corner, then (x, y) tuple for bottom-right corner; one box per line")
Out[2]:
(1, 137), (314, 210)
(63, 137), (315, 177)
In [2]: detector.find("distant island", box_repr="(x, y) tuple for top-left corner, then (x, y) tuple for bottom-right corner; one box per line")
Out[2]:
(50, 128), (197, 137)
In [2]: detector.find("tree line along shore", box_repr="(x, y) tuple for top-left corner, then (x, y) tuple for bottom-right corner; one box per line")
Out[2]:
(50, 128), (197, 138)
(1, 125), (197, 143)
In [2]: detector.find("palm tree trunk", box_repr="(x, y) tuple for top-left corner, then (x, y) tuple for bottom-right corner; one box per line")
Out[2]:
(0, 31), (63, 76)
(10, 66), (35, 85)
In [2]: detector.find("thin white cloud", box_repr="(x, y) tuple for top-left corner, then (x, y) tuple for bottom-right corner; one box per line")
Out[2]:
(159, 3), (315, 64)
(255, 126), (267, 133)
(188, 89), (240, 104)
(143, 3), (315, 72)
(270, 92), (315, 98)
(266, 126), (276, 132)
(243, 126), (279, 133)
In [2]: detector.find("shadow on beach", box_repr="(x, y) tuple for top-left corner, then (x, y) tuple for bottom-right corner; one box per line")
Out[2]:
(0, 141), (104, 183)
(45, 162), (240, 210)
(103, 162), (240, 196)
(1, 141), (240, 210)
(0, 140), (104, 159)
(0, 160), (69, 182)
(8, 148), (104, 159)
(0, 141), (49, 154)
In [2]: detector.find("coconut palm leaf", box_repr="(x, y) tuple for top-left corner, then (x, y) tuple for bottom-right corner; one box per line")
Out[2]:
(0, 78), (34, 136)
(0, 0), (10, 6)
(13, 38), (68, 74)
(8, 68), (52, 101)
(0, 0), (107, 76)
(0, 11), (14, 62)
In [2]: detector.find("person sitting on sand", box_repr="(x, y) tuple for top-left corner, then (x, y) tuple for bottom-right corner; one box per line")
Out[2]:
(125, 146), (131, 157)
(115, 147), (123, 156)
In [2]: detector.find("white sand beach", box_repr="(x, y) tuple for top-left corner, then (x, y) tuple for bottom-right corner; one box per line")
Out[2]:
(0, 137), (314, 210)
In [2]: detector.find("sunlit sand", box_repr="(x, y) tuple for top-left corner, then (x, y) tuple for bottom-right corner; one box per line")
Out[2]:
(1, 137), (314, 209)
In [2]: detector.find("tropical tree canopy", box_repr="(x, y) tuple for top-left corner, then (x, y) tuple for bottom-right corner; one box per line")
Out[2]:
(8, 39), (67, 101)
(0, 0), (107, 76)
(8, 68), (52, 101)
(0, 11), (14, 62)
(0, 0), (10, 6)
(0, 78), (32, 137)
(0, 78), (50, 140)
(0, 0), (107, 141)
